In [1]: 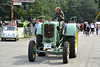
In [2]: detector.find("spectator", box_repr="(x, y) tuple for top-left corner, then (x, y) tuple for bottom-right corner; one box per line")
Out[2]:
(34, 20), (39, 36)
(86, 25), (90, 35)
(90, 23), (95, 34)
(80, 23), (84, 31)
(95, 24), (99, 35)
(32, 19), (36, 27)
(83, 22), (88, 34)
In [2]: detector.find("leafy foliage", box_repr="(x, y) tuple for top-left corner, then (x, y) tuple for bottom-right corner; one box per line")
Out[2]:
(0, 0), (99, 23)
(0, 0), (11, 21)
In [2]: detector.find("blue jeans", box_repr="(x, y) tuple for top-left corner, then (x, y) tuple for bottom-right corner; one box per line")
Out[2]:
(96, 29), (99, 35)
(35, 29), (37, 36)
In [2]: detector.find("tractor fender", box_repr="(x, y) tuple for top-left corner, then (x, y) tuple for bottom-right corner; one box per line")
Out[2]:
(65, 23), (76, 36)
(36, 23), (43, 35)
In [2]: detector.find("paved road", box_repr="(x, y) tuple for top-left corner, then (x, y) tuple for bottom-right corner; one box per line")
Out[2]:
(0, 32), (100, 67)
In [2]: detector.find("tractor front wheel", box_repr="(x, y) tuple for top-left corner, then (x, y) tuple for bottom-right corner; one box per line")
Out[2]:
(15, 38), (17, 41)
(37, 35), (46, 56)
(28, 40), (36, 62)
(63, 42), (69, 64)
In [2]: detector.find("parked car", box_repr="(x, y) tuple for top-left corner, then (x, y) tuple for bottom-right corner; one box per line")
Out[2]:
(1, 25), (18, 41)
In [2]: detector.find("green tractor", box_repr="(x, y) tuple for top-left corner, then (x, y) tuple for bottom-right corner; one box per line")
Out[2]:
(28, 17), (78, 64)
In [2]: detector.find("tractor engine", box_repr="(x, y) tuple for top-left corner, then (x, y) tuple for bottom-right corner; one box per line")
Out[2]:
(44, 24), (54, 38)
(43, 23), (55, 43)
(36, 21), (63, 48)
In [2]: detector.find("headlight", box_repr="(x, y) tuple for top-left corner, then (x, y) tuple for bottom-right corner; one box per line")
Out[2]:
(13, 34), (16, 37)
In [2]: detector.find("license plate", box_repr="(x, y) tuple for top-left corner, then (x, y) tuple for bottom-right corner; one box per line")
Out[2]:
(44, 43), (51, 48)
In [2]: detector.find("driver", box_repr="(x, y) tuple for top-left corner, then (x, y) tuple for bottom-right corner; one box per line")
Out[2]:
(54, 7), (64, 22)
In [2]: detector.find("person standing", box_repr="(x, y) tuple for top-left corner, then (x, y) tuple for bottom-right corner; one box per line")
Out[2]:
(90, 23), (95, 34)
(86, 25), (90, 36)
(83, 22), (88, 34)
(34, 20), (39, 36)
(95, 24), (99, 35)
(32, 19), (36, 27)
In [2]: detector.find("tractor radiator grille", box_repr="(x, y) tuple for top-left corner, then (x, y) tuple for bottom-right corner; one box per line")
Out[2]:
(44, 24), (54, 38)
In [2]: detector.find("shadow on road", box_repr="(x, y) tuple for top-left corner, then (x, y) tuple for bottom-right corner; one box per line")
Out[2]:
(0, 40), (18, 42)
(89, 57), (100, 59)
(12, 54), (64, 66)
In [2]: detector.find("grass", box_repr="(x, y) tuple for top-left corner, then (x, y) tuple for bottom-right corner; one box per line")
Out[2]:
(24, 34), (35, 38)
(32, 34), (35, 37)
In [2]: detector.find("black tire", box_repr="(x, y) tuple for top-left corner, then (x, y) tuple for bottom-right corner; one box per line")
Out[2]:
(4, 38), (6, 41)
(17, 38), (19, 41)
(15, 38), (17, 41)
(36, 35), (46, 56)
(28, 40), (36, 62)
(63, 42), (69, 64)
(1, 38), (3, 41)
(69, 37), (76, 58)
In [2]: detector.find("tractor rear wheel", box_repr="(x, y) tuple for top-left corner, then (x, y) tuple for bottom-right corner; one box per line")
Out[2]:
(36, 35), (46, 56)
(28, 40), (36, 62)
(63, 42), (69, 64)
(69, 36), (77, 58)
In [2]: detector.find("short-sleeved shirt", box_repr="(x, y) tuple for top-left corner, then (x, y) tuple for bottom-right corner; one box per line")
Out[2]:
(54, 11), (64, 22)
(91, 24), (95, 28)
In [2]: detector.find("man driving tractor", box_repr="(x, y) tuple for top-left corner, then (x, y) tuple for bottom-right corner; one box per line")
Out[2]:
(54, 7), (64, 22)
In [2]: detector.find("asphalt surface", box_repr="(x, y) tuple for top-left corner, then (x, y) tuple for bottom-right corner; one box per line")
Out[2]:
(0, 31), (100, 67)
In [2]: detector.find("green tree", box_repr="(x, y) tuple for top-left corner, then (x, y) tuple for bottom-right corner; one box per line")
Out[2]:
(0, 0), (99, 23)
(14, 5), (27, 20)
(0, 0), (11, 21)
(76, 0), (98, 23)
